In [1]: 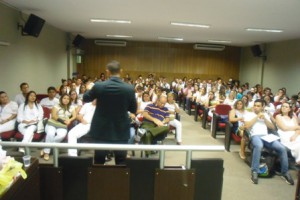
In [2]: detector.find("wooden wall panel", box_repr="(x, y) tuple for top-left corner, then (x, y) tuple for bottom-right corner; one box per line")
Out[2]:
(78, 40), (240, 81)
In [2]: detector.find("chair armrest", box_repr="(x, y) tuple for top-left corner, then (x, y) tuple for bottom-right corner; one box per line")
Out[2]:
(224, 121), (233, 151)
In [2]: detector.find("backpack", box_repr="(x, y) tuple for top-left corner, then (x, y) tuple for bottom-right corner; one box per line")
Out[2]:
(258, 151), (278, 178)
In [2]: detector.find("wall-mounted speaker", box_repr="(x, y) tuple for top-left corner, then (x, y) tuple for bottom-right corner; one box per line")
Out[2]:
(23, 14), (45, 37)
(73, 34), (85, 47)
(251, 45), (262, 57)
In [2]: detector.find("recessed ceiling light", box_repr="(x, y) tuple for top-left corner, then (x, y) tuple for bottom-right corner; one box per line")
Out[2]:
(171, 22), (210, 28)
(208, 40), (231, 44)
(106, 35), (133, 38)
(90, 19), (131, 24)
(158, 36), (183, 41)
(246, 28), (283, 33)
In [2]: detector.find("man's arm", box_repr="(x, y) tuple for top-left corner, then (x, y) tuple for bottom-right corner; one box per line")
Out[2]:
(143, 111), (164, 127)
(244, 114), (259, 130)
(83, 86), (96, 102)
(128, 90), (137, 114)
(262, 113), (275, 130)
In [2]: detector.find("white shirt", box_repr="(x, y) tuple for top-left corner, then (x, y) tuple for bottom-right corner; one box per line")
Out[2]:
(0, 101), (18, 121)
(40, 97), (59, 109)
(165, 102), (179, 113)
(17, 103), (43, 123)
(244, 112), (270, 136)
(79, 102), (96, 123)
(139, 101), (152, 111)
(14, 94), (26, 106)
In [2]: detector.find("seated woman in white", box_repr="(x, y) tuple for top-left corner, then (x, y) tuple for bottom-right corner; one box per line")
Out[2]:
(195, 87), (207, 106)
(205, 91), (220, 118)
(68, 100), (96, 156)
(276, 102), (300, 165)
(264, 95), (276, 115)
(78, 84), (87, 101)
(135, 91), (152, 124)
(0, 91), (18, 134)
(69, 90), (83, 113)
(165, 92), (182, 145)
(41, 94), (77, 160)
(229, 100), (248, 159)
(223, 90), (236, 108)
(17, 91), (44, 150)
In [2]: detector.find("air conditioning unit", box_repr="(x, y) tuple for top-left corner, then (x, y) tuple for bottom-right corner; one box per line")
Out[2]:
(94, 40), (127, 47)
(193, 43), (225, 51)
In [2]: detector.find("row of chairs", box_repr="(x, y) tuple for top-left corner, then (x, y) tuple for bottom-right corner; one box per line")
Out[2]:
(178, 94), (240, 151)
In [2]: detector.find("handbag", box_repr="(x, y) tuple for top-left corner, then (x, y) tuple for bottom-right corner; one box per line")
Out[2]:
(47, 118), (67, 129)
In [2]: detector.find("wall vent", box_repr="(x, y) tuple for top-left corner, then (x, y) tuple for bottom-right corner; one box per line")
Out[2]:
(94, 40), (127, 47)
(193, 43), (225, 51)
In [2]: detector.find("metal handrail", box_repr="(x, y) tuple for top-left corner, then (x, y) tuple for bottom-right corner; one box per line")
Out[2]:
(0, 141), (225, 169)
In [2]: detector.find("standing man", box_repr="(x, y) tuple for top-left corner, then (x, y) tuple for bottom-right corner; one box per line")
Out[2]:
(244, 99), (294, 185)
(83, 61), (137, 165)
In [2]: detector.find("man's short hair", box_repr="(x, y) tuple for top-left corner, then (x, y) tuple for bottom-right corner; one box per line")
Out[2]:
(20, 82), (28, 89)
(106, 60), (120, 75)
(254, 99), (265, 107)
(47, 86), (57, 93)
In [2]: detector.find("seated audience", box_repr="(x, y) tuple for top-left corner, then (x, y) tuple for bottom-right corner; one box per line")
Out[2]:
(229, 100), (248, 159)
(263, 95), (276, 115)
(140, 95), (170, 153)
(276, 102), (300, 165)
(56, 85), (68, 99)
(244, 99), (293, 185)
(165, 92), (182, 145)
(224, 90), (236, 107)
(68, 100), (96, 156)
(41, 94), (76, 160)
(15, 82), (29, 106)
(17, 91), (44, 152)
(78, 84), (87, 101)
(136, 91), (152, 124)
(69, 90), (83, 113)
(205, 91), (220, 118)
(40, 86), (59, 109)
(0, 91), (18, 135)
(274, 88), (287, 103)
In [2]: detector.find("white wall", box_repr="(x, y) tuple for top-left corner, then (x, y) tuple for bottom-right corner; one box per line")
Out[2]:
(0, 3), (69, 100)
(240, 40), (300, 96)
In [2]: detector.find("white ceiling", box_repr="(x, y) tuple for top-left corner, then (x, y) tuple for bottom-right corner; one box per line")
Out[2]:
(2, 0), (300, 47)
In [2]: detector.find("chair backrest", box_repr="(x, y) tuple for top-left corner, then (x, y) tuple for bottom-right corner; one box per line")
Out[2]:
(215, 104), (231, 115)
(36, 94), (48, 103)
(273, 101), (282, 107)
(42, 106), (51, 119)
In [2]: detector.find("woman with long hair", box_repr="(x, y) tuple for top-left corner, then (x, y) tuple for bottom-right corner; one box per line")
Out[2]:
(229, 100), (248, 159)
(276, 102), (300, 165)
(17, 91), (44, 151)
(41, 94), (76, 160)
(69, 90), (83, 113)
(165, 92), (182, 145)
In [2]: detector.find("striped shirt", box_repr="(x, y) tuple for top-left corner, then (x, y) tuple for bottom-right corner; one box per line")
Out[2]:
(144, 103), (170, 122)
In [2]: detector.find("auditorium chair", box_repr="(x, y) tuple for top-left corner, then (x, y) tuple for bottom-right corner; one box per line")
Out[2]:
(211, 104), (231, 138)
(194, 103), (205, 122)
(224, 121), (242, 152)
(14, 106), (51, 142)
(36, 94), (48, 103)
(0, 129), (17, 141)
